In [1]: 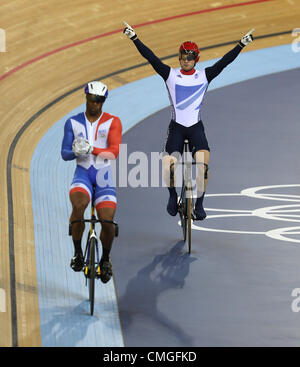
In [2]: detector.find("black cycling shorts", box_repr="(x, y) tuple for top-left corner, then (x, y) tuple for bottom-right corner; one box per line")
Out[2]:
(163, 120), (210, 156)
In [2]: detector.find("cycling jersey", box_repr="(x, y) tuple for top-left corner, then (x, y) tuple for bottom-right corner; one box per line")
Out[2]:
(61, 111), (122, 209)
(132, 39), (243, 128)
(165, 68), (208, 127)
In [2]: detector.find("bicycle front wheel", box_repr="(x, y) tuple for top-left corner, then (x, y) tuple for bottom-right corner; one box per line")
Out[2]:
(186, 196), (192, 254)
(178, 184), (187, 241)
(88, 237), (96, 316)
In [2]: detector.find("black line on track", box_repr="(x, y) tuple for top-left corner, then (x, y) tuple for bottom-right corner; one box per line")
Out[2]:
(6, 29), (292, 347)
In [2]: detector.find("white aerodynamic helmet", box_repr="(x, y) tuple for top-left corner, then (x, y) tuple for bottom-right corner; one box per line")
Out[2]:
(84, 81), (108, 100)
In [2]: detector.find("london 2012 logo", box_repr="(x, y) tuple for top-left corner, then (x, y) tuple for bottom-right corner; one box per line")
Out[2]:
(190, 184), (300, 244)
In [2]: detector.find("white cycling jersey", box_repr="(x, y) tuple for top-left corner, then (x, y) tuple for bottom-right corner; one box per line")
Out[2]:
(165, 68), (208, 128)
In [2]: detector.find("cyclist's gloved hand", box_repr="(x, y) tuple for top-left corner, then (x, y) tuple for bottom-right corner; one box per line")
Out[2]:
(123, 21), (137, 41)
(239, 29), (254, 47)
(72, 137), (93, 156)
(86, 143), (93, 154)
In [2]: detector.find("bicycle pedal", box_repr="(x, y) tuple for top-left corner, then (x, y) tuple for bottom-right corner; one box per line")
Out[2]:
(96, 265), (101, 278)
(84, 266), (90, 278)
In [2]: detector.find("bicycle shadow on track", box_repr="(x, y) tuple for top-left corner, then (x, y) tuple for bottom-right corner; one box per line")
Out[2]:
(39, 302), (97, 346)
(38, 282), (122, 346)
(118, 240), (198, 347)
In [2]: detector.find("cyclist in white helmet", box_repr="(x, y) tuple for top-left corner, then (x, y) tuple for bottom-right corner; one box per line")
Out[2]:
(123, 22), (254, 220)
(61, 81), (122, 283)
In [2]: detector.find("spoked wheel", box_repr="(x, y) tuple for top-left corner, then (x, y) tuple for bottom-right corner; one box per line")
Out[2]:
(88, 237), (96, 316)
(179, 184), (193, 253)
(186, 195), (192, 254)
(178, 186), (187, 241)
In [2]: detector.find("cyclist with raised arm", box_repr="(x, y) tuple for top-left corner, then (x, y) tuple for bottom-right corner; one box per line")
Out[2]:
(123, 22), (254, 220)
(61, 81), (122, 283)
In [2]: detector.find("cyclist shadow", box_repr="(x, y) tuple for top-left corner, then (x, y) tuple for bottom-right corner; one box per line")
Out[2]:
(119, 240), (197, 346)
(39, 284), (122, 346)
(40, 302), (97, 346)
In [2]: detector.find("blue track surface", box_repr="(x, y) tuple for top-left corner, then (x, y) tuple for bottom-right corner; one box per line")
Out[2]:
(30, 44), (300, 346)
(114, 68), (300, 346)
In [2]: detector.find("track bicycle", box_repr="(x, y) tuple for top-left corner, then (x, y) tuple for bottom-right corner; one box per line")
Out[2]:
(177, 139), (196, 254)
(69, 204), (119, 316)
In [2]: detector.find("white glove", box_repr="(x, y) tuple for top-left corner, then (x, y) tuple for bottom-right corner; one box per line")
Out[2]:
(239, 28), (254, 47)
(123, 21), (137, 41)
(72, 137), (93, 156)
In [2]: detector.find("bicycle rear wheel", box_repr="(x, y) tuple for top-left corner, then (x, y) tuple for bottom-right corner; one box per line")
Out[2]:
(88, 237), (96, 316)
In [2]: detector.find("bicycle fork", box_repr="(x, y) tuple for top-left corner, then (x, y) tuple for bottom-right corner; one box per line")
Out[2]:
(84, 208), (101, 278)
(84, 233), (101, 276)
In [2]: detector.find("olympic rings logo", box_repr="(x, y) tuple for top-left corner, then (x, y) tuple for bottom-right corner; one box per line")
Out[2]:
(191, 184), (300, 244)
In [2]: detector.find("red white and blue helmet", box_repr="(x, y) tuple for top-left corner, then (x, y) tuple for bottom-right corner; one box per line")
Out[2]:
(179, 41), (200, 62)
(84, 81), (108, 99)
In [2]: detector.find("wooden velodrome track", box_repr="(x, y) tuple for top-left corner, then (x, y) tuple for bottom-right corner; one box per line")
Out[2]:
(0, 0), (299, 347)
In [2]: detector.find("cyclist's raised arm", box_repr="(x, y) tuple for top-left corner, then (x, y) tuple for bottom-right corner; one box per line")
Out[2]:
(61, 119), (76, 161)
(123, 21), (170, 81)
(205, 29), (254, 83)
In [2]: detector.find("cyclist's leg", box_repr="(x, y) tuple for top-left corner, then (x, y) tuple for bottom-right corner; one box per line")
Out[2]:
(94, 166), (116, 282)
(69, 167), (92, 270)
(69, 191), (90, 270)
(194, 149), (210, 193)
(96, 206), (116, 257)
(96, 205), (116, 283)
(189, 121), (210, 220)
(70, 191), (90, 238)
(162, 120), (185, 216)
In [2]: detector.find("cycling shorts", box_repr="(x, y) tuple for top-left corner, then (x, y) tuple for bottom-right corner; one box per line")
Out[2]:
(69, 165), (116, 210)
(163, 120), (210, 156)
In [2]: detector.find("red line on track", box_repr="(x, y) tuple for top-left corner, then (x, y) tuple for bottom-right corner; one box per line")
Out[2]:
(0, 0), (271, 82)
